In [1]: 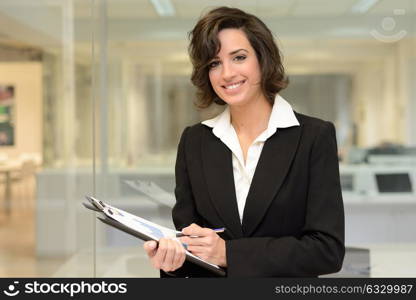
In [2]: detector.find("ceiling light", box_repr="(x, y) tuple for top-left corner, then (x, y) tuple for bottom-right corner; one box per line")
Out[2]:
(351, 0), (379, 14)
(150, 0), (175, 17)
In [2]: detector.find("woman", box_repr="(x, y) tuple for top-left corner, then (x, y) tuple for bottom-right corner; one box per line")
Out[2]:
(144, 6), (345, 277)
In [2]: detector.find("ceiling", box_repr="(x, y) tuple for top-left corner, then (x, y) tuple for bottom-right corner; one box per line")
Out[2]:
(69, 0), (416, 18)
(0, 0), (415, 71)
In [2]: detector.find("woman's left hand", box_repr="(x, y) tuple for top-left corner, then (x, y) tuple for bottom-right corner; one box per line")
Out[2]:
(179, 223), (227, 267)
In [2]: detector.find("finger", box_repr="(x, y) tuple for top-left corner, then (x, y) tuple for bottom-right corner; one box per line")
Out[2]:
(161, 239), (176, 272)
(182, 227), (211, 236)
(143, 241), (158, 257)
(167, 239), (182, 271)
(179, 243), (187, 266)
(181, 236), (208, 246)
(202, 227), (215, 236)
(153, 238), (168, 269)
(187, 245), (207, 254)
(173, 240), (186, 269)
(182, 223), (202, 235)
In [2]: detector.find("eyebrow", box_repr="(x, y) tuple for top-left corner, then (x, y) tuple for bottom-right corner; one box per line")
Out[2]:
(229, 48), (248, 55)
(212, 48), (248, 59)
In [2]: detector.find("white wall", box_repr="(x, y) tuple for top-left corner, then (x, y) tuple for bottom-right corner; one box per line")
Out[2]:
(0, 62), (42, 159)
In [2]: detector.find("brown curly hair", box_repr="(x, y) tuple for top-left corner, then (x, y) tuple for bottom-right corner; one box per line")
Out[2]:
(188, 6), (288, 108)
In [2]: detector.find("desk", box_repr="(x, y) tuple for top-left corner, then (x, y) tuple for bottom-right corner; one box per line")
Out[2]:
(51, 243), (416, 277)
(363, 243), (416, 277)
(0, 161), (22, 215)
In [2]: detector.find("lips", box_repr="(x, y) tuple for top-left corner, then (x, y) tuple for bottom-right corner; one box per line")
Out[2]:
(223, 80), (246, 90)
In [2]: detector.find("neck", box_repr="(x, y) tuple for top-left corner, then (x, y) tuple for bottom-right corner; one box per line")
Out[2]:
(230, 95), (272, 137)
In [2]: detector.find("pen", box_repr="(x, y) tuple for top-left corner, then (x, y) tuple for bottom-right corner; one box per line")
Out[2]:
(176, 227), (226, 237)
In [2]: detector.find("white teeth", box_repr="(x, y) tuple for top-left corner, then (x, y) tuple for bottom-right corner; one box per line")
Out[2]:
(225, 81), (244, 89)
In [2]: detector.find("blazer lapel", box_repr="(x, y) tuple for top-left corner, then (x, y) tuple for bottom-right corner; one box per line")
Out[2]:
(201, 129), (243, 239)
(242, 125), (303, 236)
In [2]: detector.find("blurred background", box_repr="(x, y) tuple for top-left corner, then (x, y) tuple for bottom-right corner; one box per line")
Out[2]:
(0, 0), (415, 277)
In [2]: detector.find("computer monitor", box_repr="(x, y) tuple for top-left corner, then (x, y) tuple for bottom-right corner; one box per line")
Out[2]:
(375, 173), (413, 193)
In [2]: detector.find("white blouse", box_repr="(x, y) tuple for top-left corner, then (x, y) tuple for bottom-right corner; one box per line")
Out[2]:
(201, 95), (300, 223)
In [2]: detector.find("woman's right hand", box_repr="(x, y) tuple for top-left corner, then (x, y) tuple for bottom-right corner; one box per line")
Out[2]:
(143, 238), (186, 272)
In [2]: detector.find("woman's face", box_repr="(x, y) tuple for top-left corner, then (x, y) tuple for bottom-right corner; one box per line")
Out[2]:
(208, 28), (263, 107)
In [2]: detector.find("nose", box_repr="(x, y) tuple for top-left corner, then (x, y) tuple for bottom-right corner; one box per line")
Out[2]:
(221, 61), (236, 81)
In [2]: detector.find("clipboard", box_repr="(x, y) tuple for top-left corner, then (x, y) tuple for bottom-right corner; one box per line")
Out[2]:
(83, 196), (226, 277)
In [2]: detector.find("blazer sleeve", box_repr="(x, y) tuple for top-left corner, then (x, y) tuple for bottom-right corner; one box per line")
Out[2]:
(160, 126), (218, 278)
(225, 121), (345, 277)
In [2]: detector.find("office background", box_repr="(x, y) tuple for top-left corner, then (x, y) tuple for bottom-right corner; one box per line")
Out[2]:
(0, 0), (415, 277)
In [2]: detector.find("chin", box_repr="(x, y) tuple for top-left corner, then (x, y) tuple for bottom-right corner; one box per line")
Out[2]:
(222, 96), (249, 107)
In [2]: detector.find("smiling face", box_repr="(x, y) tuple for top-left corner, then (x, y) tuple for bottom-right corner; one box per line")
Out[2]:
(208, 28), (265, 107)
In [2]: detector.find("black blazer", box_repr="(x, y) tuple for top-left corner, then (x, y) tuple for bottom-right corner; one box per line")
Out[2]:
(162, 112), (345, 277)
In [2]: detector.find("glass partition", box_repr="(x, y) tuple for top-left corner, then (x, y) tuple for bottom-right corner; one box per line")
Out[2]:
(0, 0), (95, 276)
(0, 0), (415, 278)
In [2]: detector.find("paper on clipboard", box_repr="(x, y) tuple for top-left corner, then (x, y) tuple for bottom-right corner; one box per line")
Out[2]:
(102, 203), (179, 240)
(84, 196), (224, 273)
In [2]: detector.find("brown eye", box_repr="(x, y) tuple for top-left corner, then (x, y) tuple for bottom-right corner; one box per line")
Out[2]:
(234, 55), (246, 61)
(208, 61), (220, 69)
